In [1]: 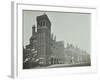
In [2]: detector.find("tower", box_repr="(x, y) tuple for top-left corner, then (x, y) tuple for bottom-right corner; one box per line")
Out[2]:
(37, 13), (51, 65)
(29, 25), (37, 50)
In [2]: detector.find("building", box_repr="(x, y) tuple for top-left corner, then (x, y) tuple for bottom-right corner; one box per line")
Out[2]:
(51, 41), (65, 64)
(26, 25), (37, 50)
(24, 13), (66, 67)
(50, 34), (65, 64)
(64, 43), (91, 65)
(36, 13), (51, 66)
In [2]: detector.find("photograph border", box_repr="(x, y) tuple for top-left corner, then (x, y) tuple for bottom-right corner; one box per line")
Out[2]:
(11, 1), (97, 78)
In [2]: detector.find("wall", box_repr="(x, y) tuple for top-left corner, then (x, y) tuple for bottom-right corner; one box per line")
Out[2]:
(0, 0), (100, 80)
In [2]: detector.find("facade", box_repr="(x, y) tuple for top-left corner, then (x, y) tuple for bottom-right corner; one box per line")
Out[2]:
(64, 43), (90, 65)
(36, 13), (51, 65)
(50, 36), (65, 64)
(24, 13), (65, 67)
(26, 25), (37, 50)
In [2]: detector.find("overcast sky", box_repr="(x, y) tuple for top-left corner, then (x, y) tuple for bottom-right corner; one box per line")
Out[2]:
(23, 10), (90, 53)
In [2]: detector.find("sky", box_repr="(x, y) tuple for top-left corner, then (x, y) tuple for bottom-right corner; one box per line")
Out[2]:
(23, 10), (90, 53)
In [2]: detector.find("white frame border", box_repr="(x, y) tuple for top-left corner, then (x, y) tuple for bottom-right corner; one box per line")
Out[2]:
(11, 1), (97, 78)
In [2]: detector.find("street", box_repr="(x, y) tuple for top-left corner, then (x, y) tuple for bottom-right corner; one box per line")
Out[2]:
(47, 62), (91, 68)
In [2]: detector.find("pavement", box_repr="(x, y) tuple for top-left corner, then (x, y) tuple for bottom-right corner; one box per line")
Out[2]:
(32, 62), (91, 69)
(47, 62), (91, 68)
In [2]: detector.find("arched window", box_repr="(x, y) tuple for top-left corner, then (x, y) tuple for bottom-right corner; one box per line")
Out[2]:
(43, 21), (45, 26)
(41, 22), (42, 26)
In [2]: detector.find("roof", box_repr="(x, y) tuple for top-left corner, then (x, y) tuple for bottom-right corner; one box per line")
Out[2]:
(36, 13), (51, 24)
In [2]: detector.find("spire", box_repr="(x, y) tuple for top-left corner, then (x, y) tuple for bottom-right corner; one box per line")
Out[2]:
(54, 36), (56, 41)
